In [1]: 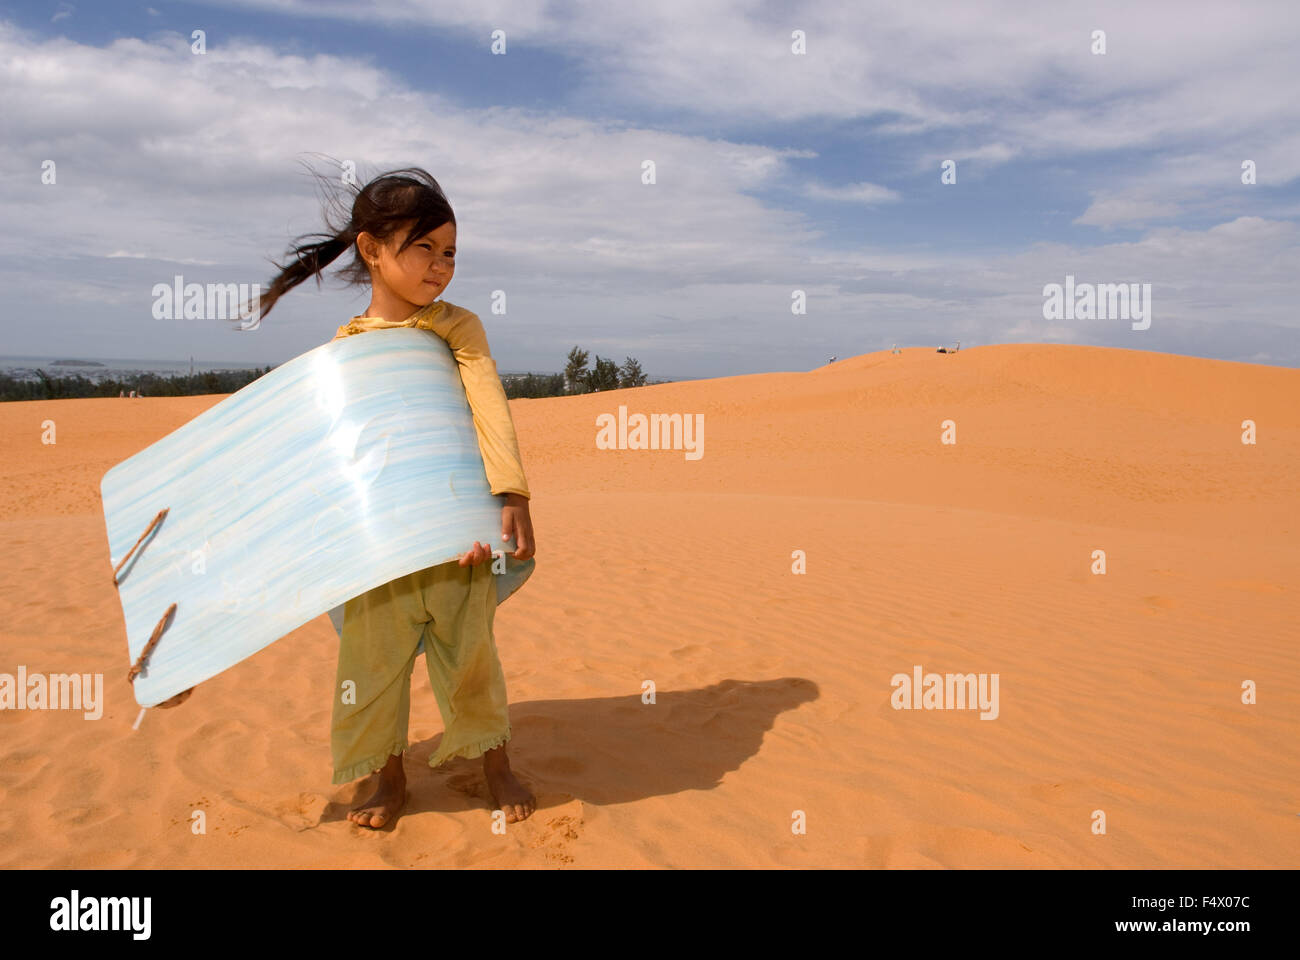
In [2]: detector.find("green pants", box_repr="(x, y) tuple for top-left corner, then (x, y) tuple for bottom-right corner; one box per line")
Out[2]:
(330, 559), (511, 784)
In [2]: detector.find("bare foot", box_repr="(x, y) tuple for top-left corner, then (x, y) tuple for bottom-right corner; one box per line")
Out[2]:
(483, 744), (535, 822)
(347, 752), (406, 829)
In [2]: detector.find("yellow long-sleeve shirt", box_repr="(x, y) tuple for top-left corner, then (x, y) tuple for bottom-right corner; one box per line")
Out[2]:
(330, 299), (531, 499)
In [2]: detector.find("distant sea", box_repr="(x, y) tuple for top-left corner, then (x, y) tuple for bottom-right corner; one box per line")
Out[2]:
(0, 354), (692, 386)
(0, 354), (273, 383)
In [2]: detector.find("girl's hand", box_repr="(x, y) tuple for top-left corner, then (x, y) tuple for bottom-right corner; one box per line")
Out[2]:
(459, 495), (534, 565)
(501, 492), (536, 561)
(458, 541), (494, 566)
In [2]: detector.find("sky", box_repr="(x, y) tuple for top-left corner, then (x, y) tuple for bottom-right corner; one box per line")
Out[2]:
(1, 0), (1298, 377)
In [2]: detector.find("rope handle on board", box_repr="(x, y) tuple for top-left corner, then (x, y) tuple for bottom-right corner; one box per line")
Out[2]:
(111, 507), (168, 586)
(127, 602), (176, 683)
(114, 511), (193, 708)
(125, 602), (194, 708)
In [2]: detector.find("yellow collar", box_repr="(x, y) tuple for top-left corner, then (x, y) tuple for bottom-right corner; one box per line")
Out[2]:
(342, 299), (447, 335)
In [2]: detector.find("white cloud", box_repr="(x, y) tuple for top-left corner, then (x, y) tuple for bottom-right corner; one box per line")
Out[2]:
(189, 1), (1300, 158)
(1074, 193), (1181, 228)
(801, 181), (901, 204)
(176, 0), (1300, 226)
(2, 11), (1298, 373)
(105, 251), (220, 265)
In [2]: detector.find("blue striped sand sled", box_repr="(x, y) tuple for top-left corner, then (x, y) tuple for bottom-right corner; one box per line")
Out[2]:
(101, 327), (534, 708)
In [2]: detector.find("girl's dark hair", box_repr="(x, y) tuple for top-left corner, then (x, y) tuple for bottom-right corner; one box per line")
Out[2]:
(254, 158), (456, 321)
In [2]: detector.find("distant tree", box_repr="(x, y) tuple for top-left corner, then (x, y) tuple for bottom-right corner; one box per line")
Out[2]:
(501, 372), (566, 399)
(563, 346), (590, 394)
(618, 356), (647, 388)
(0, 366), (276, 403)
(588, 355), (620, 392)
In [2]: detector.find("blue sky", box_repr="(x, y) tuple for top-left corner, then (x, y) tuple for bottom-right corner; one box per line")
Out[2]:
(2, 0), (1298, 376)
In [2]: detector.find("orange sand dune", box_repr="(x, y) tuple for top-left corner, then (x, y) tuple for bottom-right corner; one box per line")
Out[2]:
(1, 343), (1296, 867)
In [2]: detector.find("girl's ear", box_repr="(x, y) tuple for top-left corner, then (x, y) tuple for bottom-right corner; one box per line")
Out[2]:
(355, 231), (379, 268)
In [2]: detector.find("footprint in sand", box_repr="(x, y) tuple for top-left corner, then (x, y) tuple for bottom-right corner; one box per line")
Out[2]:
(443, 770), (489, 802)
(670, 644), (707, 662)
(269, 791), (329, 829)
(52, 805), (116, 829)
(525, 798), (586, 864)
(0, 750), (52, 791)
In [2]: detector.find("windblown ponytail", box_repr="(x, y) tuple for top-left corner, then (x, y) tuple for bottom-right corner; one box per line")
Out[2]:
(254, 157), (457, 322)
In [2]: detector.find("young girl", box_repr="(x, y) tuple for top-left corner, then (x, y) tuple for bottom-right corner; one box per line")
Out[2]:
(255, 165), (537, 827)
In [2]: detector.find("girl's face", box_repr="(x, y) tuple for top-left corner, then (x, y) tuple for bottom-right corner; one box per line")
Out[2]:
(359, 220), (456, 308)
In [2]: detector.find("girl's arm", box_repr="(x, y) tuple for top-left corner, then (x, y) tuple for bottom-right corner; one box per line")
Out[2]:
(436, 306), (531, 500)
(436, 306), (535, 562)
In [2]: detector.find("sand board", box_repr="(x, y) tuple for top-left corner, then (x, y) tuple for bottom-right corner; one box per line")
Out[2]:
(101, 326), (534, 708)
